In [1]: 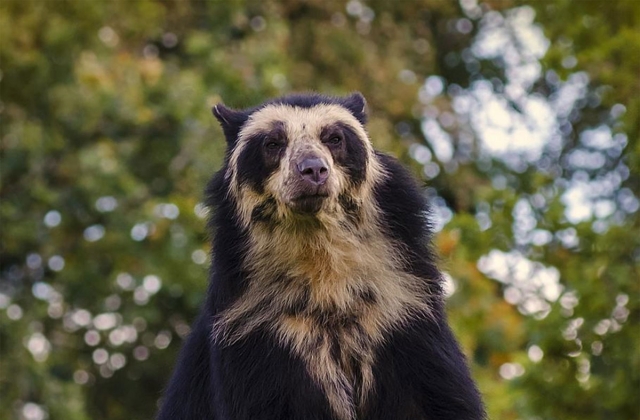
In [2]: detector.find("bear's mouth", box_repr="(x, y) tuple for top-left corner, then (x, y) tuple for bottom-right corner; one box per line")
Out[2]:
(291, 193), (329, 214)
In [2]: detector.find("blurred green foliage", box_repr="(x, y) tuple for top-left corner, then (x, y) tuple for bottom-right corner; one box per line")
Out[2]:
(1, 1), (638, 419)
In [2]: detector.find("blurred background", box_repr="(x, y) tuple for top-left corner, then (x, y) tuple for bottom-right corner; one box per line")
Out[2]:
(1, 0), (638, 419)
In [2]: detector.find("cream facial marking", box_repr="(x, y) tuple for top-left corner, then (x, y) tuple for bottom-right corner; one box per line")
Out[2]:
(225, 103), (385, 228)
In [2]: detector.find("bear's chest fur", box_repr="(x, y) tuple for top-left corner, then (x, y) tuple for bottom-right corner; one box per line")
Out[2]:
(214, 224), (431, 420)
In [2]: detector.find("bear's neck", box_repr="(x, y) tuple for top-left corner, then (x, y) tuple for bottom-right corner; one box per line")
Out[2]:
(247, 219), (385, 293)
(236, 217), (431, 317)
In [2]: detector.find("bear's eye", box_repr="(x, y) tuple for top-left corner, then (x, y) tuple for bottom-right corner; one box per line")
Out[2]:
(264, 138), (284, 151)
(326, 135), (342, 146)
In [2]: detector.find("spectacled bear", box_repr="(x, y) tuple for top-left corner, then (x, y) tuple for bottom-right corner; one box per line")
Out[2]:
(157, 93), (485, 420)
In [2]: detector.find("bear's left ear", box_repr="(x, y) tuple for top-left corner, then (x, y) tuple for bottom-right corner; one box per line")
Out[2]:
(212, 104), (249, 146)
(341, 92), (367, 125)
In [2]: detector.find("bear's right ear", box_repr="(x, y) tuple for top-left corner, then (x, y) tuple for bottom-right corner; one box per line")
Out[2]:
(212, 104), (249, 146)
(341, 92), (367, 125)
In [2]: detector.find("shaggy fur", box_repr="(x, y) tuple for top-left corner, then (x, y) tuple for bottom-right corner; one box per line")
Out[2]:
(157, 93), (485, 420)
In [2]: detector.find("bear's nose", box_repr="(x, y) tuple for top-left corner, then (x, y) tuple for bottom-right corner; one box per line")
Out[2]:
(297, 157), (329, 185)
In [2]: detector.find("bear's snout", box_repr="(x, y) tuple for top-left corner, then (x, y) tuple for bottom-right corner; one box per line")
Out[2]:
(297, 155), (330, 186)
(287, 154), (331, 214)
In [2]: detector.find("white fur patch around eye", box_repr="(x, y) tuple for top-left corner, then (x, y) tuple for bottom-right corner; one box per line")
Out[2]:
(228, 105), (378, 178)
(225, 103), (387, 226)
(238, 104), (368, 145)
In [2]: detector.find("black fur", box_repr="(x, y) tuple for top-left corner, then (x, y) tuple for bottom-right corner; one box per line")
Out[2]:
(212, 104), (249, 146)
(235, 133), (273, 195)
(158, 93), (485, 420)
(321, 122), (368, 187)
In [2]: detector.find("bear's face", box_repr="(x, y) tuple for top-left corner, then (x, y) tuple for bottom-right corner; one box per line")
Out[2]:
(214, 94), (385, 228)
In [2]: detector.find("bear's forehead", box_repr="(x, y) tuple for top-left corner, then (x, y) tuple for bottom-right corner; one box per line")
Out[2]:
(237, 103), (368, 143)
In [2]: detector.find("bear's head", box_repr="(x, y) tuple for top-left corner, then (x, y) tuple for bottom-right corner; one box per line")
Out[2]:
(212, 93), (386, 228)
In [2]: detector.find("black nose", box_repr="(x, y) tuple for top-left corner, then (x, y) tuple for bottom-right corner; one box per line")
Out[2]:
(297, 157), (329, 185)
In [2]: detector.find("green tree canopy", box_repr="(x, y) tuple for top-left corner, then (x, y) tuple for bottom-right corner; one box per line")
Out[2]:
(1, 1), (637, 419)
